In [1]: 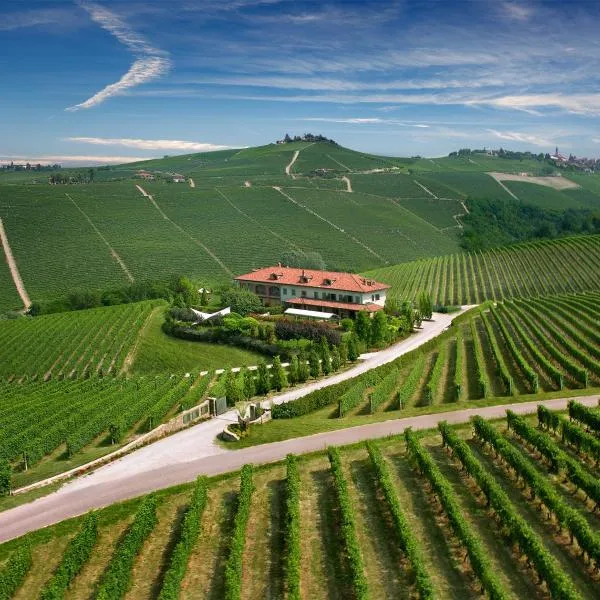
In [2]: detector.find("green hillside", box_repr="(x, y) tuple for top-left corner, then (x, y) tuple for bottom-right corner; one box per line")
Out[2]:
(365, 234), (600, 305)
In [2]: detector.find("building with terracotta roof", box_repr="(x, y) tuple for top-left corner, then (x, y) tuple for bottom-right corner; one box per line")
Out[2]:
(235, 265), (389, 318)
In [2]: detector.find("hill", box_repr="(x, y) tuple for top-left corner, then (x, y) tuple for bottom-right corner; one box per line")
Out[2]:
(1, 401), (598, 599)
(365, 234), (600, 305)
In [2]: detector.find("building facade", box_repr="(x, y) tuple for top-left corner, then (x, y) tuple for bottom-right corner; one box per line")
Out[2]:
(235, 265), (389, 318)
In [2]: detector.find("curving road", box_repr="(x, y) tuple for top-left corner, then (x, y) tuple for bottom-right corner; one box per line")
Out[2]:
(0, 394), (597, 543)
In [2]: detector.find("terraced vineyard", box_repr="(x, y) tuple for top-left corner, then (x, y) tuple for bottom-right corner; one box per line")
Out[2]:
(0, 301), (161, 380)
(2, 404), (599, 599)
(0, 370), (214, 486)
(271, 293), (600, 424)
(366, 234), (600, 304)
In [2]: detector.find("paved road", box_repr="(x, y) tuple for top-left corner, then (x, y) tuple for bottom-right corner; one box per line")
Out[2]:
(0, 395), (597, 544)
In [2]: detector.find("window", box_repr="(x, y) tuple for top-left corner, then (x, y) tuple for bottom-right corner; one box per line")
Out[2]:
(313, 291), (318, 298)
(375, 294), (380, 301)
(355, 296), (360, 303)
(291, 288), (296, 296)
(301, 291), (307, 297)
(283, 288), (287, 295)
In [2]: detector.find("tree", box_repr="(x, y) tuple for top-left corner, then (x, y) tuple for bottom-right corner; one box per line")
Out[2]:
(220, 287), (262, 316)
(370, 311), (388, 346)
(413, 309), (423, 329)
(384, 296), (401, 316)
(297, 352), (309, 382)
(88, 168), (95, 183)
(271, 355), (288, 391)
(354, 311), (371, 343)
(318, 337), (331, 375)
(339, 341), (348, 365)
(418, 291), (433, 320)
(172, 276), (199, 307)
(242, 368), (256, 399)
(0, 458), (11, 496)
(256, 361), (271, 395)
(288, 356), (299, 385)
(309, 350), (321, 379)
(347, 334), (360, 362)
(200, 289), (208, 306)
(331, 346), (341, 372)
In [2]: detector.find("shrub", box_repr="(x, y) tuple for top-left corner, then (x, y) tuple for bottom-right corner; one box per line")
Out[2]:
(274, 319), (341, 346)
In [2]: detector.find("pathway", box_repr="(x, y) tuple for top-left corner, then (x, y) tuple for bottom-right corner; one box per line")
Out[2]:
(414, 180), (437, 198)
(285, 151), (300, 179)
(66, 193), (135, 283)
(0, 217), (31, 310)
(342, 175), (353, 192)
(487, 174), (520, 201)
(188, 178), (195, 188)
(1, 392), (597, 543)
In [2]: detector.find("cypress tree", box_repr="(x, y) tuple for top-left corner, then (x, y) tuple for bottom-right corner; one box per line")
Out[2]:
(297, 353), (309, 383)
(331, 346), (341, 372)
(288, 356), (299, 385)
(242, 368), (256, 399)
(309, 350), (321, 379)
(271, 356), (288, 392)
(318, 337), (331, 375)
(256, 361), (271, 395)
(348, 334), (360, 362)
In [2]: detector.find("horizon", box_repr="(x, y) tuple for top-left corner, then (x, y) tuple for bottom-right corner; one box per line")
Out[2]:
(3, 0), (600, 164)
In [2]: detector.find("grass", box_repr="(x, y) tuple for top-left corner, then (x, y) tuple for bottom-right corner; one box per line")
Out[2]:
(131, 306), (262, 374)
(3, 414), (598, 600)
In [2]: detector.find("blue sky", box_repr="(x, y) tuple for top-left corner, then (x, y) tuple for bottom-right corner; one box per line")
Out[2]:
(2, 0), (600, 164)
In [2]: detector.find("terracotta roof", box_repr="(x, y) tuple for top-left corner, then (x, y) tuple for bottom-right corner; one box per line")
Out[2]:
(285, 297), (383, 312)
(235, 266), (389, 293)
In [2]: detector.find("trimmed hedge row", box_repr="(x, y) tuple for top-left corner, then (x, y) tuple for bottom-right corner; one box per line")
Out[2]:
(40, 513), (98, 600)
(96, 495), (158, 600)
(327, 447), (368, 599)
(366, 442), (434, 599)
(394, 354), (425, 410)
(0, 545), (32, 600)
(406, 428), (508, 600)
(469, 318), (489, 398)
(224, 464), (255, 600)
(369, 367), (399, 413)
(473, 417), (600, 570)
(284, 455), (301, 600)
(272, 379), (355, 418)
(454, 328), (464, 401)
(480, 311), (513, 395)
(568, 400), (600, 433)
(425, 341), (447, 404)
(491, 307), (538, 393)
(158, 477), (208, 599)
(508, 410), (599, 507)
(441, 420), (581, 600)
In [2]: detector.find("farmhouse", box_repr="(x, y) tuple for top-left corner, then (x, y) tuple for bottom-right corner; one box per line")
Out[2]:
(137, 170), (155, 180)
(172, 173), (186, 183)
(235, 265), (389, 318)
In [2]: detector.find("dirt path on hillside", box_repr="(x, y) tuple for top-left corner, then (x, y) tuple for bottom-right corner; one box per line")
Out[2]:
(135, 185), (233, 277)
(342, 176), (352, 192)
(272, 186), (386, 263)
(2, 391), (598, 543)
(0, 217), (31, 310)
(189, 178), (195, 188)
(285, 151), (300, 179)
(414, 180), (437, 198)
(326, 154), (351, 171)
(119, 306), (161, 375)
(66, 193), (135, 283)
(491, 177), (520, 201)
(488, 171), (579, 191)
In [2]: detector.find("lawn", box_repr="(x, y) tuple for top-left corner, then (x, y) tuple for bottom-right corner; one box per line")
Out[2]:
(130, 307), (263, 374)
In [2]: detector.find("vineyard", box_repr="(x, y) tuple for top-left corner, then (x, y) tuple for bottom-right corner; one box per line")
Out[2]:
(270, 293), (600, 424)
(2, 404), (599, 599)
(0, 301), (160, 380)
(0, 369), (214, 487)
(366, 234), (600, 305)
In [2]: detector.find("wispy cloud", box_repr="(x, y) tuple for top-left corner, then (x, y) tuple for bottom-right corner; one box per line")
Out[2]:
(65, 137), (231, 151)
(67, 1), (170, 111)
(301, 117), (429, 127)
(501, 2), (534, 22)
(474, 93), (600, 116)
(0, 8), (79, 31)
(0, 155), (148, 165)
(487, 129), (553, 147)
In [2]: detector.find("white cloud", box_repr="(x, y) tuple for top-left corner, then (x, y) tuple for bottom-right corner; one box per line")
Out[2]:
(593, 138), (600, 144)
(473, 93), (600, 116)
(486, 129), (552, 147)
(502, 2), (534, 21)
(65, 137), (231, 151)
(0, 8), (77, 31)
(0, 155), (149, 165)
(66, 57), (170, 111)
(67, 1), (170, 111)
(301, 117), (429, 127)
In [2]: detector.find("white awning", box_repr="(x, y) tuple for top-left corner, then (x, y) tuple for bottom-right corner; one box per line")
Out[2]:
(284, 308), (337, 320)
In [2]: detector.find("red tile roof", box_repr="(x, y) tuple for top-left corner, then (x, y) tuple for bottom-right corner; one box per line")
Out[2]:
(286, 297), (383, 312)
(235, 266), (389, 293)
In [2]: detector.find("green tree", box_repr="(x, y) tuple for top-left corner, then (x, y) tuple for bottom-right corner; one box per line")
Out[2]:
(225, 370), (244, 406)
(0, 458), (11, 496)
(271, 355), (288, 391)
(354, 311), (371, 343)
(318, 337), (331, 375)
(331, 346), (341, 372)
(297, 353), (309, 383)
(413, 309), (423, 329)
(200, 288), (208, 306)
(418, 291), (433, 320)
(370, 311), (388, 346)
(288, 356), (299, 385)
(309, 350), (321, 379)
(256, 361), (271, 395)
(242, 368), (256, 399)
(339, 341), (348, 364)
(384, 296), (401, 316)
(220, 287), (262, 316)
(172, 276), (199, 307)
(347, 334), (360, 362)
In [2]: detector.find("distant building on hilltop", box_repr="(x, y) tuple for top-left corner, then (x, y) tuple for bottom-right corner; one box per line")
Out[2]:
(137, 170), (155, 180)
(235, 265), (389, 318)
(172, 173), (186, 183)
